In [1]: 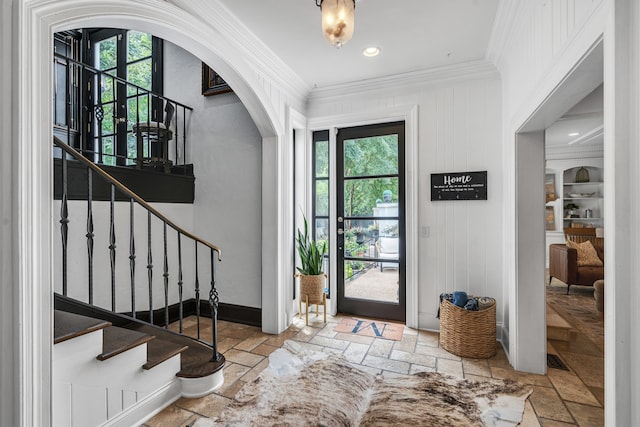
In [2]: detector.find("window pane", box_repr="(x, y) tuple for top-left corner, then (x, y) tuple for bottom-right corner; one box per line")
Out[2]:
(127, 31), (152, 62)
(315, 140), (329, 177)
(343, 219), (378, 261)
(344, 177), (398, 217)
(126, 133), (137, 165)
(54, 62), (67, 126)
(127, 95), (149, 126)
(127, 59), (152, 93)
(344, 135), (398, 177)
(315, 218), (329, 241)
(96, 36), (117, 70)
(100, 74), (115, 103)
(100, 103), (115, 135)
(344, 259), (398, 303)
(101, 136), (116, 166)
(315, 180), (329, 216)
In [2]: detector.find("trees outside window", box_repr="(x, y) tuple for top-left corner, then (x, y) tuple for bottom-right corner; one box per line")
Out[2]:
(88, 29), (163, 166)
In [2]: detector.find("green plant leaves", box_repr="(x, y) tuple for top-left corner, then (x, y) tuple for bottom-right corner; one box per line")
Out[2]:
(296, 215), (327, 275)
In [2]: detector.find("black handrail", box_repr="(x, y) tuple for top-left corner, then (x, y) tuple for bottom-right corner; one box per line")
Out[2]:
(54, 136), (221, 360)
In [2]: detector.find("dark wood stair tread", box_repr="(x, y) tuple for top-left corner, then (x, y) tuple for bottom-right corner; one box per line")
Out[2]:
(97, 326), (155, 361)
(143, 339), (189, 370)
(54, 310), (111, 344)
(127, 323), (225, 378)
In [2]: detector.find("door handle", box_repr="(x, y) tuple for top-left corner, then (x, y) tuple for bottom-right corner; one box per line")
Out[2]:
(337, 228), (344, 235)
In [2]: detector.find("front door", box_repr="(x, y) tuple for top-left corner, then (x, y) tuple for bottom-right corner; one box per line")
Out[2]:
(336, 121), (405, 322)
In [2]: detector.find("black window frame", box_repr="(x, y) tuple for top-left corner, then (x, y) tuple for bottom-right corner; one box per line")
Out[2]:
(85, 28), (164, 166)
(312, 130), (331, 298)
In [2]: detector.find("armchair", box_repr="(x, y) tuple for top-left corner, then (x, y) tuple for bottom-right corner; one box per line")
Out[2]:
(548, 228), (604, 294)
(133, 101), (175, 172)
(376, 236), (399, 271)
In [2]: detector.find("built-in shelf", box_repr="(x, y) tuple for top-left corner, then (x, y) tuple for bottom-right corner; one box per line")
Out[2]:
(563, 217), (601, 220)
(562, 166), (604, 228)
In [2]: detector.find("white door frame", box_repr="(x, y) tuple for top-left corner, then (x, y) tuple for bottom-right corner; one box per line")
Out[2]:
(308, 105), (419, 328)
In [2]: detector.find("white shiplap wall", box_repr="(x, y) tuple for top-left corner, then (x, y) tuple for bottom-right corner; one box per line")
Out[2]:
(308, 67), (502, 331)
(490, 0), (606, 123)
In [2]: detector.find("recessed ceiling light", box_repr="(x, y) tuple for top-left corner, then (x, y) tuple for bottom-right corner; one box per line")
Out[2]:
(362, 47), (380, 57)
(568, 132), (580, 137)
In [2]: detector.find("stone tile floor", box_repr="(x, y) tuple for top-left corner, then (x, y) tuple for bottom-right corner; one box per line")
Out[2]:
(144, 297), (604, 426)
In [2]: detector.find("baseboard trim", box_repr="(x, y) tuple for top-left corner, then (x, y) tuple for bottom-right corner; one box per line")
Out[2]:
(133, 299), (262, 327)
(217, 302), (262, 327)
(55, 293), (262, 329)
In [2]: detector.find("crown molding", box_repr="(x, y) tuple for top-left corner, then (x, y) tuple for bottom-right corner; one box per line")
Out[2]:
(308, 60), (499, 103)
(169, 0), (311, 109)
(485, 0), (526, 67)
(546, 144), (604, 160)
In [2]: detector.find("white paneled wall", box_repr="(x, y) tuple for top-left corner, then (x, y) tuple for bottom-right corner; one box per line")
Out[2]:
(492, 0), (605, 122)
(309, 69), (502, 331)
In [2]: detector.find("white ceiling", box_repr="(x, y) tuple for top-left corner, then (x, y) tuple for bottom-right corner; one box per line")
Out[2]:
(217, 0), (499, 88)
(545, 85), (604, 148)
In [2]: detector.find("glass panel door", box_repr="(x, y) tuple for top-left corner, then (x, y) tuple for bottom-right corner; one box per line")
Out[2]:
(337, 122), (405, 322)
(88, 29), (159, 166)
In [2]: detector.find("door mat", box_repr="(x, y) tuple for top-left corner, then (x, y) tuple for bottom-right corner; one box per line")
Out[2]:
(334, 318), (404, 341)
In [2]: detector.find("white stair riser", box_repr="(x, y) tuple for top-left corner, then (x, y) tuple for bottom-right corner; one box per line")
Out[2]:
(180, 369), (225, 398)
(54, 335), (183, 427)
(55, 343), (148, 388)
(54, 330), (104, 366)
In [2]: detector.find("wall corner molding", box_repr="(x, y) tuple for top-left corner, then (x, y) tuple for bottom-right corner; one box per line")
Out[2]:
(308, 60), (500, 103)
(169, 0), (311, 109)
(485, 0), (527, 67)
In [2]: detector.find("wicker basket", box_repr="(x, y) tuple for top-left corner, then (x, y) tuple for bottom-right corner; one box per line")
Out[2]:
(299, 274), (326, 304)
(439, 299), (497, 359)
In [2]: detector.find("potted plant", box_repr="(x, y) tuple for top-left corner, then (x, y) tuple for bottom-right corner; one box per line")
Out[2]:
(565, 203), (580, 218)
(296, 215), (327, 324)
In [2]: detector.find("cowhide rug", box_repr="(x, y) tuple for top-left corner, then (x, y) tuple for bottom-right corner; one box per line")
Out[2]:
(194, 341), (532, 427)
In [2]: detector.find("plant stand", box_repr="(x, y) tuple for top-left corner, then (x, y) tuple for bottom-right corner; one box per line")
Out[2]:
(300, 292), (327, 326)
(297, 274), (327, 326)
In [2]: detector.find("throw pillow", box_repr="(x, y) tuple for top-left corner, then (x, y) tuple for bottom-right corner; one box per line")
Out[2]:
(566, 240), (603, 267)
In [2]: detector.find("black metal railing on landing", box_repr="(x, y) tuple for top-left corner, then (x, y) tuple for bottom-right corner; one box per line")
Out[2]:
(54, 136), (222, 362)
(53, 52), (193, 173)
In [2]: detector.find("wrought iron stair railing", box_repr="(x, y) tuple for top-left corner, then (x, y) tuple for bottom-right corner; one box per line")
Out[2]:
(54, 52), (193, 172)
(54, 136), (222, 362)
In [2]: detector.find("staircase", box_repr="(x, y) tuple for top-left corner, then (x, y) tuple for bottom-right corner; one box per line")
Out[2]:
(547, 304), (573, 342)
(54, 308), (223, 426)
(52, 137), (225, 426)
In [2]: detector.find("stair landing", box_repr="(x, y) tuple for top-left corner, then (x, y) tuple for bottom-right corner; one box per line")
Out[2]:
(547, 304), (573, 341)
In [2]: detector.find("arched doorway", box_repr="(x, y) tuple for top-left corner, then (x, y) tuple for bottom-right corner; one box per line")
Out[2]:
(16, 1), (290, 423)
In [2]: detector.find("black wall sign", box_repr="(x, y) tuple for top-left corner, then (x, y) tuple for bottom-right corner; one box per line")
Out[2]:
(431, 171), (487, 201)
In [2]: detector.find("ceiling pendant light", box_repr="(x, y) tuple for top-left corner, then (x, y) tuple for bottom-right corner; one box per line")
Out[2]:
(316, 0), (356, 48)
